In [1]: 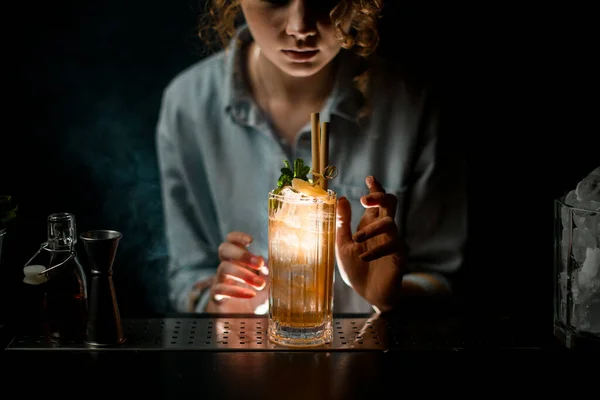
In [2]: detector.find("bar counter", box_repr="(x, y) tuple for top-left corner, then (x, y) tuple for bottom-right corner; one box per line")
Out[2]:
(2, 307), (595, 398)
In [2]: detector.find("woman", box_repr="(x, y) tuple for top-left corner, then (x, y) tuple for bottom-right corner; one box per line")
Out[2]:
(156, 0), (467, 314)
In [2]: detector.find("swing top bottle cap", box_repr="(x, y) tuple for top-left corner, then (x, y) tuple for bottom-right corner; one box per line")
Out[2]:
(23, 265), (48, 285)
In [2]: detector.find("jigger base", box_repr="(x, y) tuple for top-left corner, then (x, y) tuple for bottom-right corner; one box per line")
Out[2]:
(84, 336), (127, 347)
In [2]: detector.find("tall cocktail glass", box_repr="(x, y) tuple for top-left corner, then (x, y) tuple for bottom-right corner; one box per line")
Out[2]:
(268, 187), (336, 347)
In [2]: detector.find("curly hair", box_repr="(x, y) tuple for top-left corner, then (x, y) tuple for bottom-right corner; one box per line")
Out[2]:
(199, 0), (382, 56)
(197, 0), (384, 119)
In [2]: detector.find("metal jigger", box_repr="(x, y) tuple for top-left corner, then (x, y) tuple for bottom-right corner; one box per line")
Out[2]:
(80, 230), (126, 346)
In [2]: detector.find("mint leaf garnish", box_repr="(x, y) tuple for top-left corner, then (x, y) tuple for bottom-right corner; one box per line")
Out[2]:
(293, 159), (310, 180)
(276, 158), (310, 190)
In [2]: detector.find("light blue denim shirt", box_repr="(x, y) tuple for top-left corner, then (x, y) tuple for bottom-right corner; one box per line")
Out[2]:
(156, 25), (467, 314)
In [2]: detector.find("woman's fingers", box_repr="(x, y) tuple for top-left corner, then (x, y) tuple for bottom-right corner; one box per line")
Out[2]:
(218, 241), (265, 271)
(211, 232), (268, 304)
(212, 283), (256, 301)
(360, 191), (398, 219)
(352, 216), (397, 243)
(225, 231), (253, 247)
(217, 261), (266, 290)
(353, 215), (402, 261)
(366, 175), (386, 194)
(359, 237), (403, 262)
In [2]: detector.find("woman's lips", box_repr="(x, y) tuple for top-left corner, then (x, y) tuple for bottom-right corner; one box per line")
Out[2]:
(281, 49), (319, 62)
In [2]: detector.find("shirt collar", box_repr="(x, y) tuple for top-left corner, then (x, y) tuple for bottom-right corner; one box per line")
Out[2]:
(222, 25), (365, 128)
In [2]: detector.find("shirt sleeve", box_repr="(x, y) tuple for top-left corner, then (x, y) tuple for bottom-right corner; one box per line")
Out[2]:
(155, 88), (220, 313)
(400, 87), (468, 291)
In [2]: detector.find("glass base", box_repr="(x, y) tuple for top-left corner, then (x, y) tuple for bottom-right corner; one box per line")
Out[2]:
(268, 320), (332, 347)
(554, 323), (600, 351)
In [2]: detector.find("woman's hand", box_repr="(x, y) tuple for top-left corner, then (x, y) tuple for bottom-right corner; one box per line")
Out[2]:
(205, 231), (269, 314)
(335, 176), (406, 312)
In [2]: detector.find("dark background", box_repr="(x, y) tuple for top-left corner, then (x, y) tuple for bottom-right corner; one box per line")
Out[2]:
(1, 0), (598, 332)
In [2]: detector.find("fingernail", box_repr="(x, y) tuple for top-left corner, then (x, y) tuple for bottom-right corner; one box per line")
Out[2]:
(251, 256), (262, 266)
(259, 265), (269, 275)
(214, 294), (227, 302)
(366, 176), (374, 187)
(253, 276), (266, 289)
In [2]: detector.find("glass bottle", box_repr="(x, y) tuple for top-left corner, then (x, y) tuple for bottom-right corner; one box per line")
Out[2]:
(23, 212), (88, 342)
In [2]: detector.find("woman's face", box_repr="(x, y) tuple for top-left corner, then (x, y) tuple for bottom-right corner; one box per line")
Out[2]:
(240, 0), (345, 77)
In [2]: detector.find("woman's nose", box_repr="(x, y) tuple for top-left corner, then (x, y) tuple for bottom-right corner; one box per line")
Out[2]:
(285, 0), (317, 40)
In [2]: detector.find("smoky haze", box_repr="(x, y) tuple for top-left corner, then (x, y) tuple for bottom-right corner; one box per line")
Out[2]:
(5, 0), (208, 316)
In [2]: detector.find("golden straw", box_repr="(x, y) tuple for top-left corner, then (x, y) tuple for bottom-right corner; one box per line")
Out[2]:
(311, 113), (321, 184)
(320, 122), (329, 190)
